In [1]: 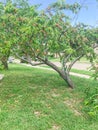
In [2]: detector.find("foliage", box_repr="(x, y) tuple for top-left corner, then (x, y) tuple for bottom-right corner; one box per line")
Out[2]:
(91, 61), (98, 80)
(0, 0), (98, 88)
(0, 1), (18, 69)
(83, 87), (98, 119)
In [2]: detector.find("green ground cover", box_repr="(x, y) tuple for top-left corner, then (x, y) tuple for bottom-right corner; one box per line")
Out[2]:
(0, 64), (98, 130)
(71, 69), (93, 76)
(41, 65), (93, 76)
(49, 56), (90, 63)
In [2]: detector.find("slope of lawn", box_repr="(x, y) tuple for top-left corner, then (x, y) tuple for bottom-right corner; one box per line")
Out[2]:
(0, 64), (98, 130)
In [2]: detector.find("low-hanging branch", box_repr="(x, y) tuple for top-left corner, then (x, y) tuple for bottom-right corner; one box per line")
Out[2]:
(16, 54), (44, 66)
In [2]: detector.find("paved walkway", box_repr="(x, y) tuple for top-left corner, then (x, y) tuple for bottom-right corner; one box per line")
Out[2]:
(21, 63), (91, 79)
(13, 59), (92, 79)
(14, 59), (91, 71)
(0, 62), (92, 80)
(50, 62), (91, 71)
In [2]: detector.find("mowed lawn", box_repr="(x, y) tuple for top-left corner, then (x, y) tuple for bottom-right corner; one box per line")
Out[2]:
(0, 64), (98, 130)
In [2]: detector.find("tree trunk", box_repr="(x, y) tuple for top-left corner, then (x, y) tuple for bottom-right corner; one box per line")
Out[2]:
(58, 71), (74, 89)
(38, 57), (74, 88)
(1, 57), (8, 70)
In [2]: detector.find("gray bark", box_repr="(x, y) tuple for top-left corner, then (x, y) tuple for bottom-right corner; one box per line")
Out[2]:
(38, 57), (74, 88)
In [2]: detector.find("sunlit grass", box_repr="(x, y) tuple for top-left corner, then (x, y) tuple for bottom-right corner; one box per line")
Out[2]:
(0, 64), (98, 130)
(40, 64), (93, 76)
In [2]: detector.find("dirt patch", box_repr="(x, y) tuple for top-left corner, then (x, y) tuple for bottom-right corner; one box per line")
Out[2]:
(34, 111), (41, 117)
(50, 125), (60, 130)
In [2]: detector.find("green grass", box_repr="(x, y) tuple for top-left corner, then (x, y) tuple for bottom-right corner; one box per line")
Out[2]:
(71, 69), (94, 76)
(49, 56), (89, 63)
(0, 64), (98, 130)
(49, 57), (60, 62)
(79, 57), (89, 63)
(41, 65), (93, 76)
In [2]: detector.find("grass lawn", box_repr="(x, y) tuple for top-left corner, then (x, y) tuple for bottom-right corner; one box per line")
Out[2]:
(49, 56), (90, 63)
(41, 65), (93, 76)
(71, 68), (94, 76)
(0, 64), (98, 130)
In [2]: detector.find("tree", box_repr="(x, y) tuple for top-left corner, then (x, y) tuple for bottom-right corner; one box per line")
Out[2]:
(0, 0), (29, 69)
(0, 0), (98, 88)
(0, 2), (11, 69)
(0, 1), (18, 69)
(16, 1), (98, 88)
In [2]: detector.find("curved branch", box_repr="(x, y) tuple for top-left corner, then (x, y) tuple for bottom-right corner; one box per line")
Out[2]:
(68, 54), (84, 72)
(16, 54), (44, 66)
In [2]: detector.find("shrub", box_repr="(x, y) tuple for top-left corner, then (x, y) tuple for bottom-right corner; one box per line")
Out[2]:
(83, 87), (98, 119)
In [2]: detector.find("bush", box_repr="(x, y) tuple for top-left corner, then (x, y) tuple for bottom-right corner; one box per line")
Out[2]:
(83, 87), (98, 119)
(91, 60), (98, 80)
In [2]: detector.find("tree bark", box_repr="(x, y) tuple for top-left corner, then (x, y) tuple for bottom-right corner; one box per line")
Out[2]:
(1, 57), (8, 70)
(58, 71), (74, 89)
(38, 57), (74, 88)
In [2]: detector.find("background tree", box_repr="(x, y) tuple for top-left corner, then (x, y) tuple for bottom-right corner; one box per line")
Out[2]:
(0, 1), (18, 69)
(0, 0), (29, 69)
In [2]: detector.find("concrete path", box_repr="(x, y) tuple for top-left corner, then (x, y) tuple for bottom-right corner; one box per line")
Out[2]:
(14, 59), (91, 71)
(51, 62), (91, 71)
(13, 59), (92, 79)
(21, 63), (91, 79)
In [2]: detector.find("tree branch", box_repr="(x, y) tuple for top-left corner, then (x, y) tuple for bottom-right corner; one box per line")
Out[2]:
(16, 54), (44, 66)
(68, 54), (84, 72)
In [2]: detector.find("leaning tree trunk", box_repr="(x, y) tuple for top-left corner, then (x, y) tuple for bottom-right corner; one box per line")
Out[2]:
(38, 57), (74, 88)
(59, 71), (75, 89)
